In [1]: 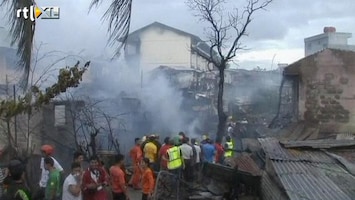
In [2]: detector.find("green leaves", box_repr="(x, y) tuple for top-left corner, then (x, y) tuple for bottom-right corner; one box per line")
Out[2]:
(0, 61), (90, 119)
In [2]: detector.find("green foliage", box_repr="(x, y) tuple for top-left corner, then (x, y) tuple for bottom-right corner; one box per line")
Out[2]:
(0, 61), (90, 119)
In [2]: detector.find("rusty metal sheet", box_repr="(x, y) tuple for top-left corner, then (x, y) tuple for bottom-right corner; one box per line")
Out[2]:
(258, 138), (293, 160)
(258, 138), (336, 163)
(232, 154), (262, 176)
(261, 171), (288, 200)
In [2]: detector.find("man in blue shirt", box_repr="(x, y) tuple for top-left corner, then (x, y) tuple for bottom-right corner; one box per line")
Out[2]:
(201, 139), (216, 163)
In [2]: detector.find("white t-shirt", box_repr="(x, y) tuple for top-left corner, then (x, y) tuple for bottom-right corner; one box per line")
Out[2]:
(62, 174), (82, 200)
(39, 156), (64, 187)
(194, 145), (201, 163)
(180, 143), (193, 160)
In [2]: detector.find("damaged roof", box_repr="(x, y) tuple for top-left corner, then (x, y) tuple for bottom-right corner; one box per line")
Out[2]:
(281, 139), (355, 149)
(259, 138), (355, 200)
(283, 48), (355, 76)
(231, 154), (262, 176)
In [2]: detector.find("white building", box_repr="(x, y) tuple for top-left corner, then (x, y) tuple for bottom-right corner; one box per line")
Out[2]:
(304, 26), (355, 56)
(124, 22), (216, 76)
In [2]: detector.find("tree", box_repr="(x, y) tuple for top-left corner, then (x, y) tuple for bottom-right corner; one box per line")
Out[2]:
(1, 0), (132, 89)
(187, 0), (272, 141)
(0, 61), (89, 156)
(64, 94), (124, 158)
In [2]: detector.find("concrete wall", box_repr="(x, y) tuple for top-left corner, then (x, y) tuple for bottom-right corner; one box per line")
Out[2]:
(298, 49), (355, 132)
(305, 32), (353, 56)
(137, 27), (192, 73)
(191, 51), (210, 71)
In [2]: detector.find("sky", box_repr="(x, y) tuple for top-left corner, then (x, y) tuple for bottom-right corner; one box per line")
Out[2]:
(1, 0), (355, 70)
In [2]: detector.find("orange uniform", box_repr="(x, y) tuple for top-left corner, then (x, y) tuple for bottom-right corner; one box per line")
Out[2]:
(142, 168), (155, 195)
(110, 165), (126, 193)
(129, 145), (143, 189)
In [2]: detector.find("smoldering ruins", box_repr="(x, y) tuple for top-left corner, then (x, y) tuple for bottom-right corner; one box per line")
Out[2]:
(73, 58), (282, 152)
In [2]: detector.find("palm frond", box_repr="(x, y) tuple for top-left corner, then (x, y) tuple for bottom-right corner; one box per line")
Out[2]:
(89, 0), (132, 57)
(1, 0), (36, 90)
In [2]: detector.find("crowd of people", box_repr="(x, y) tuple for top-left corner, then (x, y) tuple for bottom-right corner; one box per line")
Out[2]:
(0, 132), (234, 200)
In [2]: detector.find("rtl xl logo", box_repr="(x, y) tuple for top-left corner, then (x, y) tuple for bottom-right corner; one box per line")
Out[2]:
(16, 5), (60, 21)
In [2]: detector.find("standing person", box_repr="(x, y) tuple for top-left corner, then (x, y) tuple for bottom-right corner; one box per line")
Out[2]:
(44, 157), (61, 200)
(35, 145), (64, 200)
(224, 135), (234, 161)
(178, 132), (186, 144)
(165, 137), (184, 198)
(201, 139), (216, 163)
(109, 154), (129, 200)
(73, 151), (84, 167)
(191, 139), (201, 181)
(158, 137), (172, 171)
(62, 162), (82, 200)
(1, 159), (31, 200)
(82, 156), (109, 200)
(140, 158), (154, 200)
(179, 137), (193, 182)
(143, 136), (158, 172)
(215, 140), (225, 164)
(151, 136), (162, 171)
(200, 134), (209, 145)
(227, 123), (234, 136)
(129, 138), (143, 190)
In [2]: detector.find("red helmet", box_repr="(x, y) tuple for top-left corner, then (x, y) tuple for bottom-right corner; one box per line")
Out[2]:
(41, 145), (54, 155)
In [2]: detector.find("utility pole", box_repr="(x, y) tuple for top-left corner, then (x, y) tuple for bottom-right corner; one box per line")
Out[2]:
(13, 84), (17, 145)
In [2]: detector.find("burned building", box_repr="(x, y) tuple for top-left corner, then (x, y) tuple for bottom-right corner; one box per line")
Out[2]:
(271, 49), (355, 139)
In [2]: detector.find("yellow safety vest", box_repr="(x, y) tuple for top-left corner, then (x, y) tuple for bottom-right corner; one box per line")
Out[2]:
(167, 146), (182, 170)
(224, 141), (233, 157)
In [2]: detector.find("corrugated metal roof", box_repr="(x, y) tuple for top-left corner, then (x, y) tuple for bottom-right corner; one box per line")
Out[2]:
(232, 154), (262, 176)
(273, 161), (355, 200)
(258, 138), (335, 163)
(281, 139), (355, 149)
(261, 171), (288, 200)
(259, 138), (355, 200)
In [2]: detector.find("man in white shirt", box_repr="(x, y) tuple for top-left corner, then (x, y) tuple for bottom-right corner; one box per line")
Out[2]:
(62, 162), (82, 200)
(191, 138), (202, 183)
(34, 144), (64, 200)
(180, 137), (194, 182)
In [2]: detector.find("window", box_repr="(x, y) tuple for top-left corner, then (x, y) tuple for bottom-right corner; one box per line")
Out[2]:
(54, 105), (66, 126)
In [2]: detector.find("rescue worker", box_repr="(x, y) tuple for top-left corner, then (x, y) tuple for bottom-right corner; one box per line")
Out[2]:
(224, 135), (234, 161)
(158, 137), (172, 170)
(143, 135), (158, 172)
(164, 137), (184, 175)
(164, 137), (184, 198)
(129, 138), (143, 190)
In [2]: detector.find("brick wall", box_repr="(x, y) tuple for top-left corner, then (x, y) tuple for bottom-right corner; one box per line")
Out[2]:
(298, 49), (355, 133)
